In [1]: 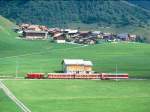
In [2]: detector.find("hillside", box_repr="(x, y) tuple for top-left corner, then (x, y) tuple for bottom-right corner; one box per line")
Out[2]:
(0, 16), (17, 52)
(0, 0), (150, 27)
(128, 0), (150, 10)
(0, 15), (74, 57)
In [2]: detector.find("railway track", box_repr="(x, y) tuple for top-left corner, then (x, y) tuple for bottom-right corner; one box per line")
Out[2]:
(0, 81), (31, 112)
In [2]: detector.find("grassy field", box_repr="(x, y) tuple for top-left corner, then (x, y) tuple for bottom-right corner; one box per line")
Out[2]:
(0, 89), (21, 112)
(0, 43), (150, 78)
(3, 79), (150, 112)
(1, 16), (150, 112)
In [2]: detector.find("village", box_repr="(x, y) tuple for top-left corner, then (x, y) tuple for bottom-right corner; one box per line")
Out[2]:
(14, 23), (137, 44)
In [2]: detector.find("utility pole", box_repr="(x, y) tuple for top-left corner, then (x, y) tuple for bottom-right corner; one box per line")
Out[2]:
(40, 65), (42, 73)
(15, 56), (19, 78)
(115, 64), (118, 81)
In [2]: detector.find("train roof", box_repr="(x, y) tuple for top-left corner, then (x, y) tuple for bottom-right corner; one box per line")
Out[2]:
(102, 73), (128, 75)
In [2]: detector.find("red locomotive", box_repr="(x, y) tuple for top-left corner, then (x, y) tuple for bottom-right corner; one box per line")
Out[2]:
(26, 73), (45, 79)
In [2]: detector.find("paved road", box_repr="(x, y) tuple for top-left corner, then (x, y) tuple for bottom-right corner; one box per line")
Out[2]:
(0, 81), (31, 112)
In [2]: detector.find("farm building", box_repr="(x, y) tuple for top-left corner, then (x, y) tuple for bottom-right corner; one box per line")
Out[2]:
(62, 59), (93, 74)
(117, 33), (129, 41)
(23, 30), (48, 39)
(53, 33), (66, 43)
(129, 34), (137, 41)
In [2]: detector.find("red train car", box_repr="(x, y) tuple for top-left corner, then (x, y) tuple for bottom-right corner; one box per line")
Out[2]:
(26, 73), (45, 79)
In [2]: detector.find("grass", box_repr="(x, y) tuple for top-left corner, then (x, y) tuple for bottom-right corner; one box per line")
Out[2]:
(1, 16), (150, 112)
(0, 89), (21, 112)
(3, 79), (150, 112)
(0, 43), (150, 78)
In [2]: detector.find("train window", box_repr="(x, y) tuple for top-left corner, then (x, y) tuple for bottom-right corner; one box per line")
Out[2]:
(76, 71), (79, 74)
(86, 71), (89, 74)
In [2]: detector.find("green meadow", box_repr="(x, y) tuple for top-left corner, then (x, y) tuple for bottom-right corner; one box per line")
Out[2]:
(1, 16), (150, 112)
(0, 15), (150, 78)
(1, 42), (150, 78)
(0, 89), (21, 112)
(3, 80), (150, 112)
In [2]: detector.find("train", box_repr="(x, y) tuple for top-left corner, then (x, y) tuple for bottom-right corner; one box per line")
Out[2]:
(25, 73), (128, 80)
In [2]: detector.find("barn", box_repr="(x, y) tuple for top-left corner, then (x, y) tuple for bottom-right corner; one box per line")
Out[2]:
(23, 30), (48, 39)
(62, 59), (93, 74)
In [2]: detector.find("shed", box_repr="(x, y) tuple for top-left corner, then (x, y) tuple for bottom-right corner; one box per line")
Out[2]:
(62, 59), (93, 74)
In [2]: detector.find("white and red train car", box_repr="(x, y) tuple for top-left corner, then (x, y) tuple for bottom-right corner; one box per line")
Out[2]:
(47, 73), (75, 79)
(47, 73), (128, 80)
(74, 74), (101, 79)
(101, 73), (129, 80)
(26, 73), (128, 80)
(47, 73), (101, 79)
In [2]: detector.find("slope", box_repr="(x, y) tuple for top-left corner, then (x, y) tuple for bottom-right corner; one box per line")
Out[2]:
(128, 0), (150, 11)
(0, 15), (76, 58)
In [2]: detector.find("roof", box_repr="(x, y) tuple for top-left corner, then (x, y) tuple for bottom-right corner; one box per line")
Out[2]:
(79, 31), (89, 33)
(84, 61), (93, 66)
(24, 30), (48, 33)
(102, 73), (128, 75)
(28, 25), (39, 28)
(63, 59), (93, 66)
(53, 33), (63, 37)
(130, 34), (136, 38)
(117, 33), (128, 38)
(68, 30), (78, 34)
(64, 29), (78, 34)
(92, 31), (101, 34)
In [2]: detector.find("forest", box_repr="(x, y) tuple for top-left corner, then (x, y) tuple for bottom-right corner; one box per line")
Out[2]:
(0, 0), (150, 27)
